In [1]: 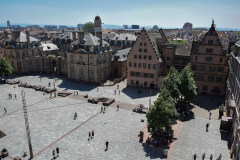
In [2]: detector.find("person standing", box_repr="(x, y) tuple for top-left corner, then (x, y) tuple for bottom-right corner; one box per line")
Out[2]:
(206, 123), (209, 132)
(202, 153), (205, 160)
(217, 154), (222, 160)
(118, 90), (120, 95)
(101, 106), (103, 113)
(4, 107), (7, 114)
(56, 147), (59, 156)
(117, 104), (119, 111)
(106, 141), (109, 150)
(209, 112), (212, 120)
(52, 150), (55, 158)
(92, 130), (94, 138)
(193, 154), (197, 160)
(89, 131), (91, 139)
(210, 154), (213, 160)
(15, 94), (17, 100)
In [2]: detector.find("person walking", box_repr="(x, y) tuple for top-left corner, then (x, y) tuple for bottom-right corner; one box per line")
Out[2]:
(105, 141), (109, 150)
(202, 153), (205, 160)
(193, 154), (197, 160)
(89, 131), (91, 139)
(15, 94), (17, 100)
(206, 123), (209, 132)
(209, 112), (212, 120)
(117, 104), (119, 111)
(118, 90), (120, 95)
(103, 107), (106, 113)
(56, 147), (59, 156)
(210, 154), (213, 160)
(52, 150), (55, 158)
(4, 107), (7, 114)
(74, 112), (77, 120)
(217, 154), (222, 160)
(101, 106), (103, 113)
(92, 130), (94, 138)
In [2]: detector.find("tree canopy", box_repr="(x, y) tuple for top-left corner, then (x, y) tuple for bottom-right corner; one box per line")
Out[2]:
(0, 57), (14, 79)
(178, 64), (197, 102)
(83, 22), (94, 33)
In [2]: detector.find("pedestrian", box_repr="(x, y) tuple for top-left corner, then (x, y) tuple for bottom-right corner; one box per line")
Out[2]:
(56, 147), (59, 156)
(217, 154), (222, 160)
(4, 107), (7, 113)
(114, 90), (116, 95)
(92, 130), (94, 138)
(206, 123), (209, 132)
(103, 106), (106, 113)
(209, 112), (212, 120)
(89, 131), (91, 139)
(77, 91), (78, 95)
(202, 153), (205, 160)
(101, 106), (103, 113)
(74, 112), (77, 120)
(193, 154), (197, 160)
(118, 90), (120, 95)
(52, 150), (55, 158)
(15, 94), (17, 100)
(210, 154), (213, 160)
(117, 104), (119, 111)
(105, 141), (109, 150)
(40, 77), (42, 82)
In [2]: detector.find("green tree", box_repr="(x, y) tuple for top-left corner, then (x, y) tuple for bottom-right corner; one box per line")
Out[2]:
(231, 45), (235, 53)
(147, 88), (178, 131)
(83, 22), (94, 33)
(178, 64), (197, 102)
(162, 67), (181, 100)
(0, 57), (14, 79)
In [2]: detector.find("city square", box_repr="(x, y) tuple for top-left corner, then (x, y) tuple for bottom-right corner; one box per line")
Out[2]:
(0, 75), (231, 159)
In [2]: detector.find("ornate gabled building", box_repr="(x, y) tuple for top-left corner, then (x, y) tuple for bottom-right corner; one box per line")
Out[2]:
(191, 20), (229, 96)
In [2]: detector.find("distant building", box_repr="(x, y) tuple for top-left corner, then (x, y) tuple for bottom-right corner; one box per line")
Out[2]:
(59, 25), (68, 31)
(77, 24), (83, 30)
(183, 22), (193, 30)
(191, 20), (228, 96)
(11, 25), (21, 31)
(131, 25), (140, 29)
(153, 25), (159, 30)
(44, 25), (58, 31)
(123, 25), (128, 29)
(27, 25), (40, 28)
(94, 16), (102, 32)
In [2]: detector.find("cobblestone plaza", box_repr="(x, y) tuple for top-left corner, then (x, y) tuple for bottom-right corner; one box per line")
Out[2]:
(0, 75), (231, 159)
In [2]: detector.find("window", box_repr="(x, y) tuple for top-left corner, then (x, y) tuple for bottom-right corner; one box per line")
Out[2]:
(135, 72), (140, 77)
(208, 76), (214, 82)
(134, 62), (136, 68)
(192, 64), (197, 70)
(130, 80), (134, 85)
(167, 65), (170, 69)
(143, 63), (146, 68)
(149, 74), (154, 78)
(90, 57), (94, 64)
(130, 71), (135, 76)
(203, 85), (208, 91)
(134, 55), (137, 59)
(198, 65), (205, 71)
(139, 49), (142, 52)
(206, 48), (213, 53)
(167, 57), (170, 61)
(139, 55), (142, 59)
(144, 55), (147, 59)
(215, 77), (222, 83)
(144, 49), (147, 53)
(153, 64), (156, 69)
(140, 42), (142, 46)
(148, 56), (152, 60)
(144, 73), (148, 78)
(129, 62), (132, 67)
(205, 57), (212, 62)
(208, 40), (213, 45)
(148, 64), (151, 69)
(217, 67), (224, 72)
(144, 43), (147, 46)
(136, 80), (139, 86)
(209, 66), (216, 72)
(144, 81), (148, 86)
(195, 56), (198, 61)
(195, 75), (204, 81)
(138, 63), (141, 68)
(220, 58), (222, 62)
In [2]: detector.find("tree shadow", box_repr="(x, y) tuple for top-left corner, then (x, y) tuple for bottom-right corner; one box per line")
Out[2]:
(191, 95), (224, 111)
(122, 87), (158, 99)
(141, 143), (167, 159)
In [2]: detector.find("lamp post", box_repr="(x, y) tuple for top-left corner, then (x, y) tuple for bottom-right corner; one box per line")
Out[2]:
(21, 90), (33, 159)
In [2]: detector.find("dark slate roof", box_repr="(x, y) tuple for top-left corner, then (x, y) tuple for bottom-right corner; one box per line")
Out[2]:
(103, 33), (116, 40)
(111, 33), (136, 41)
(175, 44), (191, 56)
(71, 33), (109, 46)
(2, 32), (39, 43)
(113, 48), (131, 61)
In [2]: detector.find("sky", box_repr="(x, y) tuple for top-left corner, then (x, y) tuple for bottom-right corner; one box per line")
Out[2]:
(0, 0), (240, 28)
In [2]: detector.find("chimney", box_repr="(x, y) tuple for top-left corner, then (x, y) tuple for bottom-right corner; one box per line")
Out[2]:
(96, 32), (103, 47)
(26, 31), (30, 47)
(11, 31), (21, 42)
(3, 31), (8, 39)
(77, 31), (84, 44)
(72, 32), (76, 41)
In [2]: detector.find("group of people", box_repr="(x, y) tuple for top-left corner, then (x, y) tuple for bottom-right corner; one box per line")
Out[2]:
(193, 153), (222, 160)
(101, 106), (106, 113)
(206, 112), (212, 132)
(52, 147), (59, 158)
(114, 89), (121, 95)
(73, 91), (78, 96)
(88, 130), (95, 140)
(8, 93), (16, 100)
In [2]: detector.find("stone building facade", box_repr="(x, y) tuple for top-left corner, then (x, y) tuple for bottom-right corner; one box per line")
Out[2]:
(191, 21), (228, 96)
(226, 40), (240, 160)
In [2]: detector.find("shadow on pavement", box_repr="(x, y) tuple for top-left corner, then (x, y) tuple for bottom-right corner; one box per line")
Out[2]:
(220, 131), (230, 141)
(192, 95), (224, 111)
(142, 143), (167, 159)
(122, 87), (158, 99)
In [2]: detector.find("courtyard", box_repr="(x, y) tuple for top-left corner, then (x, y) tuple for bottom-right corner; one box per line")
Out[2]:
(0, 74), (231, 160)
